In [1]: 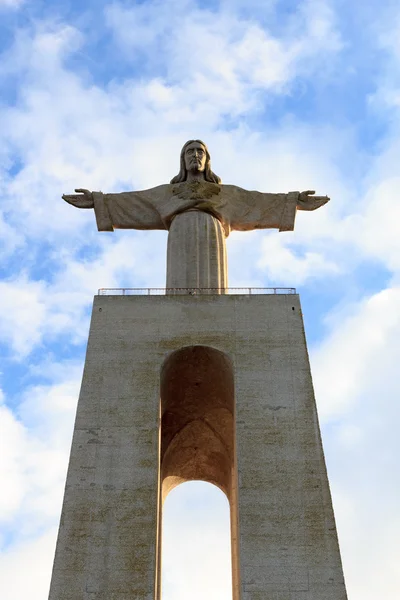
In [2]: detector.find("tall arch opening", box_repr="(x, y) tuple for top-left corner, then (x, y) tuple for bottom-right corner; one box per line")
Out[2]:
(158, 345), (239, 599)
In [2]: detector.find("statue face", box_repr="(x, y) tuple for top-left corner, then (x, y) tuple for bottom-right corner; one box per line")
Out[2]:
(184, 142), (207, 173)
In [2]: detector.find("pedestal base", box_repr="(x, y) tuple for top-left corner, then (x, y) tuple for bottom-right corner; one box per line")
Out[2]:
(49, 293), (347, 600)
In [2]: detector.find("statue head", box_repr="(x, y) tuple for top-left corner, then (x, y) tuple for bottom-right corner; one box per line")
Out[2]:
(170, 140), (221, 184)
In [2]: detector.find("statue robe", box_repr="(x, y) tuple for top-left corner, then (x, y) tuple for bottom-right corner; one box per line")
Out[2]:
(92, 181), (299, 291)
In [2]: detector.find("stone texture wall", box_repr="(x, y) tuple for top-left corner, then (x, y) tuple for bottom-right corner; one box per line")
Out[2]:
(48, 294), (347, 600)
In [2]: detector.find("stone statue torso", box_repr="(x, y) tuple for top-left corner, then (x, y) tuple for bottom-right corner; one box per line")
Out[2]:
(166, 182), (228, 292)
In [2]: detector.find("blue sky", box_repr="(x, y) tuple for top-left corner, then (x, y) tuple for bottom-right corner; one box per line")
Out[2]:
(1, 0), (400, 598)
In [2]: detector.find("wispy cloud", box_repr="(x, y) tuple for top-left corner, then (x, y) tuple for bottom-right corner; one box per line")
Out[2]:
(0, 0), (24, 8)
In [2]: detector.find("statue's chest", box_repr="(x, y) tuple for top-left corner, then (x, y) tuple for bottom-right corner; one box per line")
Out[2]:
(171, 181), (221, 202)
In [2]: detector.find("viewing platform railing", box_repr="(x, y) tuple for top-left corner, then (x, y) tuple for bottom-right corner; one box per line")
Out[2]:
(98, 287), (296, 295)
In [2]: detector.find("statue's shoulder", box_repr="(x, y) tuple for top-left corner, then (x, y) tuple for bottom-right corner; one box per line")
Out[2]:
(219, 183), (247, 196)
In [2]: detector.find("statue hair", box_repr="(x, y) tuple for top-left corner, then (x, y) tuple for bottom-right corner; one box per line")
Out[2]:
(170, 140), (221, 184)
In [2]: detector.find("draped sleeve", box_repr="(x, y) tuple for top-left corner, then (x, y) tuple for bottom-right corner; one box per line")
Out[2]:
(220, 185), (299, 233)
(92, 185), (170, 232)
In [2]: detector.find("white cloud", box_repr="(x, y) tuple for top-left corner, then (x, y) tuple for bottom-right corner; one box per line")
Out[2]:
(0, 365), (79, 523)
(0, 529), (56, 600)
(0, 277), (48, 356)
(258, 233), (340, 285)
(312, 285), (400, 420)
(355, 179), (400, 272)
(0, 402), (28, 521)
(105, 0), (342, 104)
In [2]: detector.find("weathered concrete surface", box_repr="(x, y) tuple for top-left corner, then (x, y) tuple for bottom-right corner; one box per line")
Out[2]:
(48, 294), (347, 600)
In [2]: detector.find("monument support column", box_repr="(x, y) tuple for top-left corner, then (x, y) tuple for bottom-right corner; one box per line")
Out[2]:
(49, 292), (347, 600)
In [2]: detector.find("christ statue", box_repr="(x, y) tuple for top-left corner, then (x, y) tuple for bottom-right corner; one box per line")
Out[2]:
(63, 140), (329, 291)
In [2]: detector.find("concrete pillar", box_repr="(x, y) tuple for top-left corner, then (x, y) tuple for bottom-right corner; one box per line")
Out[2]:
(49, 293), (347, 600)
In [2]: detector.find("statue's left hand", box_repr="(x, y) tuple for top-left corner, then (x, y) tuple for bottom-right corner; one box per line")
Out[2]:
(297, 190), (330, 211)
(62, 188), (94, 209)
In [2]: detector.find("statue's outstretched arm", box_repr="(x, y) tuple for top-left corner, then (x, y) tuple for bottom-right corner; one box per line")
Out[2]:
(62, 185), (169, 232)
(224, 185), (329, 234)
(297, 190), (330, 211)
(62, 188), (94, 209)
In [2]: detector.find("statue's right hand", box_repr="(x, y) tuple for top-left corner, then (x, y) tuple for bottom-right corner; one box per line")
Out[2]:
(62, 188), (94, 209)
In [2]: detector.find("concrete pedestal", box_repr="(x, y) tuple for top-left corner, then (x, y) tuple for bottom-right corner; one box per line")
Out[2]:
(49, 293), (347, 600)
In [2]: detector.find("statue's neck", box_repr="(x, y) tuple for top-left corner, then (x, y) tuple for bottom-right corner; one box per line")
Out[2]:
(186, 171), (206, 183)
